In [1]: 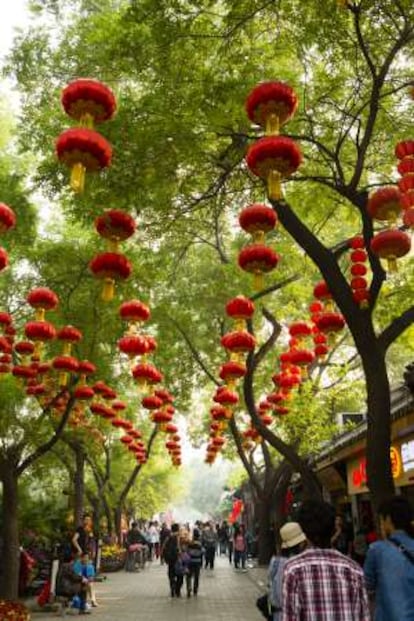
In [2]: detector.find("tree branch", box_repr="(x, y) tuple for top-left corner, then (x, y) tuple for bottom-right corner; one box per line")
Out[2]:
(378, 304), (414, 353)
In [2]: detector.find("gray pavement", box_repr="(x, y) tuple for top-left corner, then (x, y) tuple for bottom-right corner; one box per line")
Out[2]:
(30, 556), (267, 621)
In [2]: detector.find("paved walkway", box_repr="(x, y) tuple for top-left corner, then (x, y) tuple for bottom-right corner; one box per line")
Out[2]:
(31, 556), (267, 621)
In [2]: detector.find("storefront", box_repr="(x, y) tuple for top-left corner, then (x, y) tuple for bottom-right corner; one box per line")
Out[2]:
(315, 383), (414, 529)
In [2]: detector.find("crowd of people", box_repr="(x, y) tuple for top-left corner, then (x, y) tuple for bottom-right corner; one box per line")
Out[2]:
(39, 494), (414, 619)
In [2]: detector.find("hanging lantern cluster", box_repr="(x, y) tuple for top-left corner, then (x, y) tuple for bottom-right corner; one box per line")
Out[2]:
(0, 203), (16, 274)
(311, 281), (345, 342)
(245, 81), (302, 200)
(238, 204), (279, 290)
(396, 140), (414, 230)
(166, 428), (182, 467)
(56, 79), (116, 193)
(367, 185), (411, 272)
(90, 210), (135, 302)
(348, 236), (370, 308)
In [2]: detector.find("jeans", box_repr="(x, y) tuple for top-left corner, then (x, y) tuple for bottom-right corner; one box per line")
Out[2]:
(204, 546), (215, 569)
(168, 561), (183, 596)
(186, 564), (201, 594)
(234, 550), (246, 569)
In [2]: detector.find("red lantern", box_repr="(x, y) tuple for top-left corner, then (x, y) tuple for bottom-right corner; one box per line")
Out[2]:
(27, 287), (59, 320)
(95, 210), (136, 252)
(221, 330), (256, 356)
(213, 388), (239, 407)
(118, 334), (149, 358)
(395, 140), (414, 161)
(239, 204), (277, 242)
(289, 349), (315, 375)
(61, 79), (116, 124)
(119, 299), (151, 324)
(225, 296), (255, 331)
(212, 436), (226, 448)
(12, 365), (36, 380)
(370, 229), (411, 272)
(14, 341), (35, 356)
(89, 252), (132, 302)
(53, 355), (79, 386)
(111, 417), (133, 430)
(314, 343), (329, 358)
(74, 386), (95, 400)
(313, 281), (332, 306)
(57, 325), (82, 356)
(0, 247), (9, 272)
(210, 405), (230, 421)
(132, 362), (163, 387)
(56, 127), (112, 193)
(120, 435), (133, 445)
(289, 321), (312, 341)
(152, 409), (173, 424)
(246, 136), (302, 200)
(0, 203), (16, 233)
(238, 244), (279, 290)
(403, 208), (414, 229)
(260, 413), (273, 426)
(219, 361), (247, 385)
(0, 312), (12, 329)
(315, 312), (346, 336)
(142, 395), (163, 410)
(78, 360), (96, 376)
(274, 405), (289, 415)
(246, 81), (298, 134)
(367, 187), (401, 223)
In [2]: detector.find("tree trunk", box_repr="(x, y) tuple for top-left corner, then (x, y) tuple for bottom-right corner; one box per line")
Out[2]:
(0, 466), (19, 599)
(256, 497), (274, 565)
(114, 507), (122, 544)
(363, 351), (395, 509)
(73, 444), (85, 527)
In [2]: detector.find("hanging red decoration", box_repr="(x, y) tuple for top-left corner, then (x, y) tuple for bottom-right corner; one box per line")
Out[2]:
(56, 128), (112, 193)
(0, 312), (12, 329)
(246, 136), (302, 200)
(221, 330), (256, 357)
(289, 321), (312, 344)
(89, 251), (132, 302)
(57, 325), (82, 356)
(403, 208), (414, 229)
(370, 229), (411, 272)
(74, 386), (95, 401)
(132, 362), (163, 388)
(238, 243), (279, 290)
(213, 388), (239, 407)
(14, 341), (35, 357)
(119, 300), (151, 325)
(0, 247), (9, 272)
(61, 79), (116, 125)
(118, 334), (149, 358)
(210, 405), (231, 421)
(274, 405), (290, 415)
(142, 395), (163, 410)
(239, 204), (277, 243)
(367, 187), (401, 223)
(315, 312), (346, 336)
(0, 203), (16, 233)
(260, 413), (273, 426)
(95, 210), (136, 252)
(219, 361), (247, 386)
(313, 281), (333, 309)
(348, 236), (370, 308)
(27, 287), (59, 320)
(246, 81), (298, 135)
(225, 296), (255, 331)
(53, 355), (79, 386)
(24, 320), (56, 360)
(12, 365), (36, 380)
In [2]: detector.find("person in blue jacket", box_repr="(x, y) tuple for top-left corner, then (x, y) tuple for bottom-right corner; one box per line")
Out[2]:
(364, 496), (414, 621)
(73, 553), (98, 608)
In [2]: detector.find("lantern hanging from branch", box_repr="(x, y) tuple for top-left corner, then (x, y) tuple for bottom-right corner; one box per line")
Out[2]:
(225, 296), (255, 331)
(0, 203), (16, 233)
(238, 243), (279, 291)
(89, 251), (132, 302)
(239, 203), (277, 244)
(56, 128), (112, 193)
(348, 236), (370, 308)
(246, 136), (302, 200)
(95, 209), (136, 253)
(246, 81), (298, 136)
(61, 79), (116, 126)
(370, 229), (411, 272)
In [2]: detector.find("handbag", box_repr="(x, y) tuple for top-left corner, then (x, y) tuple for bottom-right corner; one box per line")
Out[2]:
(174, 558), (187, 576)
(256, 592), (272, 621)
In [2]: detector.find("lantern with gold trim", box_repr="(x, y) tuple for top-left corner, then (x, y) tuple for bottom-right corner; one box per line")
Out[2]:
(348, 236), (370, 308)
(225, 296), (255, 332)
(246, 136), (302, 201)
(90, 251), (132, 302)
(370, 229), (411, 272)
(246, 81), (298, 136)
(238, 244), (279, 291)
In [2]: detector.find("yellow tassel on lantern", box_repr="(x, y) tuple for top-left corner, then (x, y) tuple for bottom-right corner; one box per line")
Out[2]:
(102, 278), (115, 302)
(266, 113), (280, 136)
(386, 257), (398, 273)
(59, 372), (68, 387)
(253, 271), (264, 291)
(234, 319), (246, 332)
(33, 341), (43, 360)
(35, 308), (45, 321)
(70, 162), (86, 193)
(252, 230), (266, 244)
(107, 239), (119, 253)
(267, 169), (282, 200)
(80, 113), (94, 129)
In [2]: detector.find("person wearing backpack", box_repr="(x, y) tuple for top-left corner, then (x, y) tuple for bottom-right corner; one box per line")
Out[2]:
(186, 528), (203, 597)
(364, 496), (414, 621)
(162, 523), (182, 597)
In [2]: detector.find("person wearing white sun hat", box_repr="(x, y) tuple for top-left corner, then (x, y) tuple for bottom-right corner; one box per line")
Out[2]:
(267, 522), (307, 621)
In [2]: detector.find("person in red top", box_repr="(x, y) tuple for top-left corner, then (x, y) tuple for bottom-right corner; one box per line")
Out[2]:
(282, 499), (370, 621)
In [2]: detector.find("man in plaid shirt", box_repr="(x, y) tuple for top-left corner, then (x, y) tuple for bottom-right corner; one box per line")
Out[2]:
(282, 500), (370, 621)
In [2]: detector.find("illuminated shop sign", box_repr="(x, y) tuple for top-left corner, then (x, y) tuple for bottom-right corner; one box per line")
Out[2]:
(351, 447), (401, 488)
(401, 439), (414, 473)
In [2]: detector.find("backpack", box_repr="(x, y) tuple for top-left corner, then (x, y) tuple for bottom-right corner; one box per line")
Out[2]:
(163, 536), (178, 563)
